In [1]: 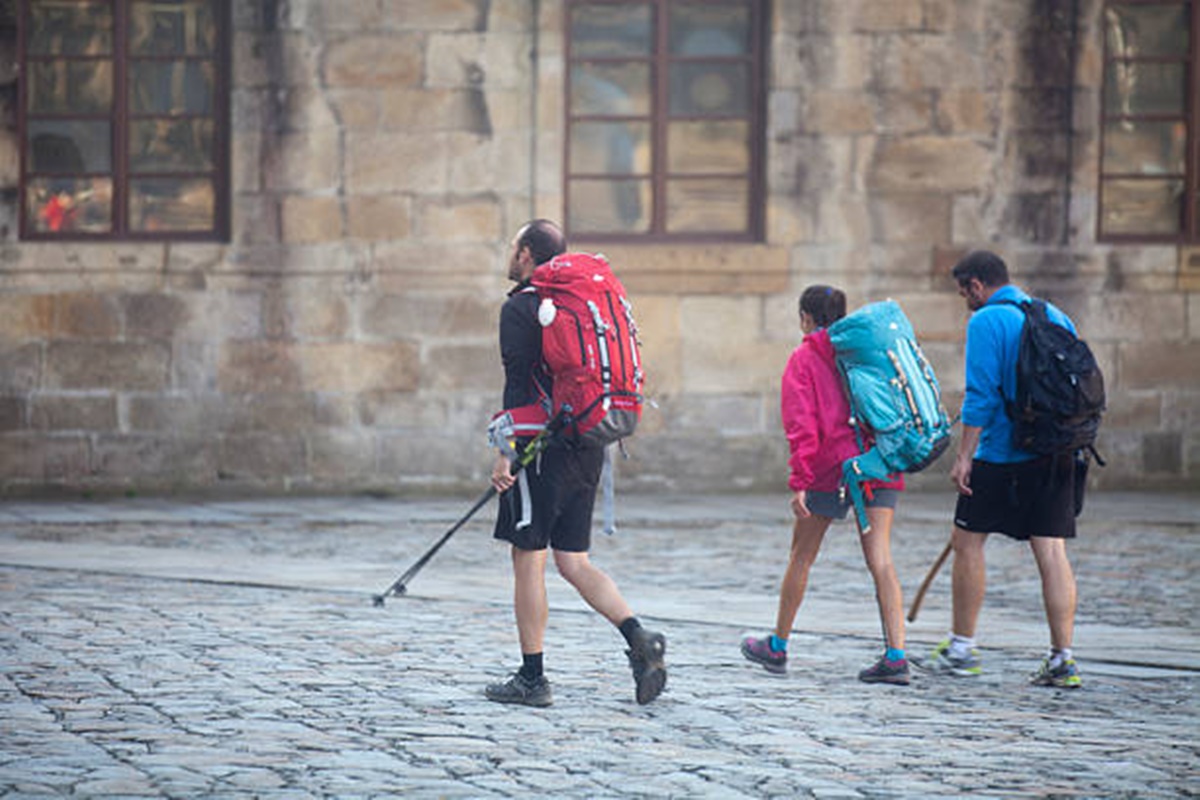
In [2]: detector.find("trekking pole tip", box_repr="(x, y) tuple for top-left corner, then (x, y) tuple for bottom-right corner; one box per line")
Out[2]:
(372, 594), (386, 607)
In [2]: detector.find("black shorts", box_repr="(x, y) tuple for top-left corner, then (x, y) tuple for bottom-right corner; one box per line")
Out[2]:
(493, 442), (605, 553)
(954, 455), (1077, 540)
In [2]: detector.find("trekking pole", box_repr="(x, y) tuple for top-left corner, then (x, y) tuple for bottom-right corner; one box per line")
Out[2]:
(907, 538), (953, 622)
(371, 418), (561, 607)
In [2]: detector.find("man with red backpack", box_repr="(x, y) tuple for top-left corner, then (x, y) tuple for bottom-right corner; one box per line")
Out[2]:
(485, 219), (666, 707)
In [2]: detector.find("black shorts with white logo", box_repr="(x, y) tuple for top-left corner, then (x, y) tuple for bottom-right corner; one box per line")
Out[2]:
(954, 454), (1077, 540)
(493, 441), (605, 553)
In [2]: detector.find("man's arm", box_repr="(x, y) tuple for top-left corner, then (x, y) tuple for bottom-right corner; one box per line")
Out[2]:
(951, 424), (982, 496)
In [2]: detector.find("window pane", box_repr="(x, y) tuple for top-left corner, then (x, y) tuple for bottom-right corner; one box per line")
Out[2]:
(569, 3), (652, 58)
(571, 63), (651, 116)
(130, 119), (214, 172)
(1103, 120), (1186, 175)
(568, 179), (651, 233)
(131, 1), (217, 56)
(668, 120), (749, 173)
(570, 121), (651, 175)
(28, 1), (112, 56)
(1104, 3), (1189, 58)
(26, 177), (113, 233)
(1104, 62), (1184, 116)
(670, 3), (750, 56)
(27, 60), (113, 114)
(669, 62), (749, 117)
(130, 178), (215, 232)
(27, 120), (111, 173)
(1100, 178), (1183, 235)
(130, 60), (214, 114)
(666, 178), (748, 232)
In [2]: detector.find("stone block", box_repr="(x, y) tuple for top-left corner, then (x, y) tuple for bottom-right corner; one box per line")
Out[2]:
(823, 0), (923, 32)
(45, 342), (170, 391)
(346, 195), (412, 241)
(43, 436), (93, 483)
(0, 397), (23, 431)
(128, 394), (217, 432)
(1120, 342), (1200, 390)
(284, 288), (350, 340)
(382, 0), (487, 31)
(445, 132), (530, 194)
(805, 91), (875, 134)
(1103, 391), (1162, 431)
(328, 89), (382, 129)
(218, 342), (303, 393)
(668, 393), (767, 435)
(281, 196), (343, 244)
(1190, 294), (1200, 339)
(1078, 293), (1186, 344)
(815, 195), (872, 245)
(426, 32), (530, 90)
(361, 293), (497, 339)
(380, 89), (493, 135)
(597, 244), (790, 295)
(297, 342), (421, 393)
(876, 91), (935, 134)
(885, 292), (969, 343)
(0, 344), (42, 393)
(876, 33), (982, 91)
(868, 194), (951, 244)
(346, 133), (449, 193)
(123, 293), (191, 340)
(218, 434), (306, 483)
(53, 293), (122, 339)
(415, 196), (502, 242)
(282, 87), (339, 131)
(361, 392), (451, 429)
(30, 395), (117, 432)
(0, 295), (54, 340)
(323, 35), (423, 88)
(219, 392), (319, 433)
(377, 431), (481, 488)
(631, 294), (683, 398)
(936, 89), (995, 134)
(263, 130), (340, 192)
(869, 136), (993, 192)
(309, 430), (378, 482)
(1143, 431), (1183, 475)
(423, 343), (501, 391)
(305, 0), (384, 30)
(679, 296), (793, 393)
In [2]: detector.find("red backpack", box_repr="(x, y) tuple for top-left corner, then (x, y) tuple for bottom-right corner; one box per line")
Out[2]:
(497, 252), (645, 447)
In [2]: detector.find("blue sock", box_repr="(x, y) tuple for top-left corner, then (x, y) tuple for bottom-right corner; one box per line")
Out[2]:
(768, 634), (788, 653)
(886, 647), (906, 663)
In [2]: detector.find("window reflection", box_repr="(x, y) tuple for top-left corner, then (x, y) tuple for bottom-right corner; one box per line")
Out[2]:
(28, 1), (112, 56)
(131, 178), (215, 232)
(27, 177), (113, 233)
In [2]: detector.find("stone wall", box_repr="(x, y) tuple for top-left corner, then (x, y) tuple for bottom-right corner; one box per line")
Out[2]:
(0, 0), (1196, 495)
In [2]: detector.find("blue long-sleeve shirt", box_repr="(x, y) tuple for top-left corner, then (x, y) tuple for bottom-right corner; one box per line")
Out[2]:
(961, 284), (1076, 463)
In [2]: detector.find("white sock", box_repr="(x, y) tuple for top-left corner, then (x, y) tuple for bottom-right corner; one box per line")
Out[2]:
(948, 633), (976, 657)
(1049, 648), (1073, 668)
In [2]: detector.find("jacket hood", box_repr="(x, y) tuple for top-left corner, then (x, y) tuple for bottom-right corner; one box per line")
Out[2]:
(803, 327), (836, 365)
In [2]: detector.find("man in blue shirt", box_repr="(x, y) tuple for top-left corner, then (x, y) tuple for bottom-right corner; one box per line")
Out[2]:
(928, 250), (1083, 688)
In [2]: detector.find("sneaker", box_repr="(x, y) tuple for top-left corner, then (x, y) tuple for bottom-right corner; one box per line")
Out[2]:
(626, 628), (667, 705)
(484, 671), (553, 707)
(740, 635), (787, 675)
(858, 655), (911, 685)
(926, 638), (983, 677)
(1029, 657), (1083, 689)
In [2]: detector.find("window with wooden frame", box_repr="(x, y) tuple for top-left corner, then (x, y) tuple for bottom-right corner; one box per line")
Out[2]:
(1099, 1), (1195, 241)
(18, 0), (230, 241)
(564, 0), (766, 241)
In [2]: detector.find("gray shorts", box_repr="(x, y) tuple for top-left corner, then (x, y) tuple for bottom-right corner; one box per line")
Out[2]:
(806, 488), (900, 520)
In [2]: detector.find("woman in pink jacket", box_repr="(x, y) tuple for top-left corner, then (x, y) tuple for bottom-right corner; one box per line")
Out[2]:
(741, 285), (910, 685)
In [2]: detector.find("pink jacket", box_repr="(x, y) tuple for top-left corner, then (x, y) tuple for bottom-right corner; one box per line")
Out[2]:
(781, 328), (904, 493)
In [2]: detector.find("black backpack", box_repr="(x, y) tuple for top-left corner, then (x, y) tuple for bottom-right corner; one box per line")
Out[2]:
(1003, 299), (1105, 457)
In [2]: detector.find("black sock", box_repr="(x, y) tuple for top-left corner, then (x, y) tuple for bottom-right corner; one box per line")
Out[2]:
(519, 652), (543, 680)
(618, 617), (643, 647)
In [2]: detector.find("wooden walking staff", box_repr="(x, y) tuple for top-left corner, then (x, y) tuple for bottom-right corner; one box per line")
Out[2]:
(907, 539), (953, 623)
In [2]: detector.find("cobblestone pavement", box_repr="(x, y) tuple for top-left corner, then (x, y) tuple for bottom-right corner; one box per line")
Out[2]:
(1, 491), (1197, 798)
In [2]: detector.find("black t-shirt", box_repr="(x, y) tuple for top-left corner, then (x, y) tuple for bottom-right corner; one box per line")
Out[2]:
(499, 282), (551, 410)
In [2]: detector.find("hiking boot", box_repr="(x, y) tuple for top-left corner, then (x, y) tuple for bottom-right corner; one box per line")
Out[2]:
(1029, 657), (1082, 689)
(858, 655), (911, 685)
(484, 672), (553, 707)
(626, 628), (667, 705)
(925, 639), (983, 677)
(740, 635), (787, 675)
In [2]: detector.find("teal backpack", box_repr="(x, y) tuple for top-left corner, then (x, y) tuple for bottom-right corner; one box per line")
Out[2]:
(827, 300), (952, 531)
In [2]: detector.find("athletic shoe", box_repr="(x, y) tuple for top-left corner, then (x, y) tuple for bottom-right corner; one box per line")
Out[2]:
(1029, 657), (1083, 689)
(627, 628), (667, 704)
(858, 655), (911, 685)
(484, 672), (553, 707)
(926, 638), (983, 677)
(740, 635), (787, 675)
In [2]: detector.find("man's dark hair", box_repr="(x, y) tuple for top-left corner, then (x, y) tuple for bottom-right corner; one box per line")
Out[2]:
(952, 250), (1010, 288)
(799, 284), (847, 329)
(517, 219), (567, 266)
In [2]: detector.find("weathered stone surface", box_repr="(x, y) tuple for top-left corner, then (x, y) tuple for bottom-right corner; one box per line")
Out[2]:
(323, 35), (423, 88)
(869, 137), (994, 192)
(30, 395), (117, 432)
(45, 343), (170, 392)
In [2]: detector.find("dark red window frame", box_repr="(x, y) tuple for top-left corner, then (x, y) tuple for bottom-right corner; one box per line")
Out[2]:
(17, 0), (231, 242)
(564, 0), (768, 243)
